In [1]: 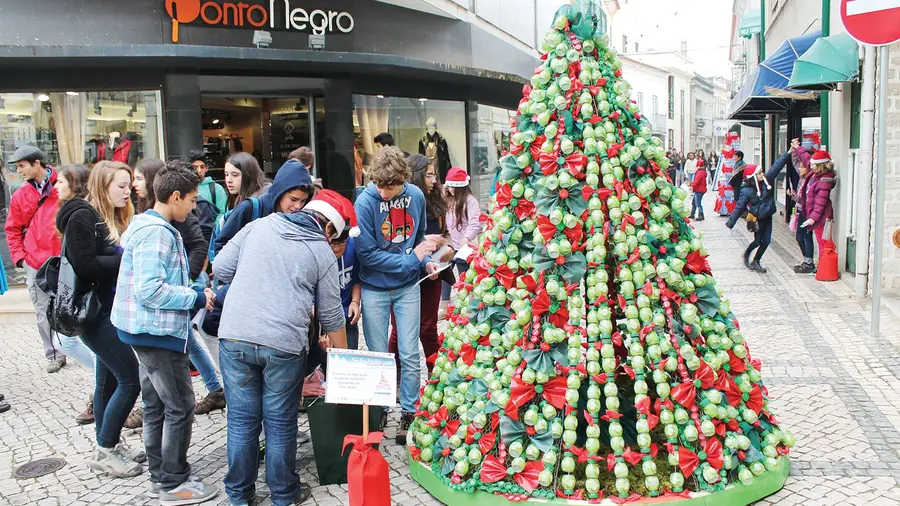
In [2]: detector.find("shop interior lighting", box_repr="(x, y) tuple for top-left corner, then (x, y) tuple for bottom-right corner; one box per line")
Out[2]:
(37, 94), (50, 102)
(418, 98), (428, 102)
(65, 91), (79, 96)
(377, 95), (385, 99)
(212, 118), (220, 124)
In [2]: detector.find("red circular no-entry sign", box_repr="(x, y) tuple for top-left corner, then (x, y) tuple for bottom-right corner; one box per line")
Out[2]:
(841, 0), (900, 46)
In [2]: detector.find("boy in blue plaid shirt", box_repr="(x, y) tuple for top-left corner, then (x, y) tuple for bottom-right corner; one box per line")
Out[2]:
(111, 161), (218, 506)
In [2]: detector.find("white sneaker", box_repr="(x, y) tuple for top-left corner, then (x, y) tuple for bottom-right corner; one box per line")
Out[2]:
(148, 481), (161, 498)
(159, 480), (219, 506)
(88, 446), (143, 478)
(116, 441), (147, 463)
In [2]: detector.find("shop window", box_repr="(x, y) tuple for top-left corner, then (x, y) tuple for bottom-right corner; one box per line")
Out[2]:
(2, 91), (164, 196)
(473, 104), (516, 207)
(850, 81), (862, 150)
(352, 96), (467, 188)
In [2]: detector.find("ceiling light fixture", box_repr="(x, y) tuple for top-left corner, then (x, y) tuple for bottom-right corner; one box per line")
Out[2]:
(212, 118), (220, 125)
(66, 91), (79, 96)
(377, 95), (385, 99)
(37, 94), (50, 102)
(418, 98), (428, 102)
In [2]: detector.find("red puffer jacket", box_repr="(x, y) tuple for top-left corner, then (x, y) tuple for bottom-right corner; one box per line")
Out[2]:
(690, 168), (707, 194)
(803, 171), (836, 228)
(4, 168), (61, 269)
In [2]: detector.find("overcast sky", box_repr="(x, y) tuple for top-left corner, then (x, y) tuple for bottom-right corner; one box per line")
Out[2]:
(537, 0), (735, 79)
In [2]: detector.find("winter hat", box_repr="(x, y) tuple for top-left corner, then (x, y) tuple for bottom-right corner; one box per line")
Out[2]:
(304, 189), (359, 239)
(445, 167), (470, 188)
(743, 164), (760, 179)
(810, 150), (831, 165)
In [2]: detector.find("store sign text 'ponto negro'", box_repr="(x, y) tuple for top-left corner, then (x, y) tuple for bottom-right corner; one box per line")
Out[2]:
(165, 0), (354, 42)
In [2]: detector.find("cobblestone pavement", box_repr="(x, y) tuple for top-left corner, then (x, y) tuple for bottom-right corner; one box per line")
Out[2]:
(2, 196), (900, 505)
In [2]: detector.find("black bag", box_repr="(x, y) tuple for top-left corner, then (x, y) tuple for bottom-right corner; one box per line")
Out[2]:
(39, 238), (101, 337)
(194, 197), (218, 244)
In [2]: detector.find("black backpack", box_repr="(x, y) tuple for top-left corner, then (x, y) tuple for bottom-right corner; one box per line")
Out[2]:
(194, 197), (218, 244)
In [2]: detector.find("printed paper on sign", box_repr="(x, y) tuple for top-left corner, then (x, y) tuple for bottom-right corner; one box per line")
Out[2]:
(325, 349), (397, 406)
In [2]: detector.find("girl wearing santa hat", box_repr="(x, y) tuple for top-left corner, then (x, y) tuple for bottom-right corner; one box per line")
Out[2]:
(800, 150), (837, 261)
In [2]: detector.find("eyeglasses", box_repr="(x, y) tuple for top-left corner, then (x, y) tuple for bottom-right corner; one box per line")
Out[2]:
(425, 174), (437, 180)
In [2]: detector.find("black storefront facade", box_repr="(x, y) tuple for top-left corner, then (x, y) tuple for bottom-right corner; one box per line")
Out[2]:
(0, 0), (536, 203)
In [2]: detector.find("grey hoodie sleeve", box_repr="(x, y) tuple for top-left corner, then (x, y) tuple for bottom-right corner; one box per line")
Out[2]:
(212, 221), (253, 284)
(316, 252), (345, 334)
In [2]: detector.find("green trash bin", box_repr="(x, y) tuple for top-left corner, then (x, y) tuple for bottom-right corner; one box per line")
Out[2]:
(306, 398), (383, 486)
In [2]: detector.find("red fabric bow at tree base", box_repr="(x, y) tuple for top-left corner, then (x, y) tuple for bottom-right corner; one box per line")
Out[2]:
(480, 455), (545, 493)
(425, 406), (461, 437)
(678, 438), (725, 477)
(342, 432), (391, 506)
(505, 376), (568, 420)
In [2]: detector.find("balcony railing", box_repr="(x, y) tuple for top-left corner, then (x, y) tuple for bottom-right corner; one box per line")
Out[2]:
(645, 113), (667, 134)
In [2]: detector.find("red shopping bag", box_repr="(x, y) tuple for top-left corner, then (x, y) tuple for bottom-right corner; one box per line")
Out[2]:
(341, 432), (391, 506)
(816, 240), (839, 281)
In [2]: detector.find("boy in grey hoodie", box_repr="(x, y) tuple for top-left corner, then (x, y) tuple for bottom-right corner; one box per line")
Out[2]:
(212, 189), (351, 506)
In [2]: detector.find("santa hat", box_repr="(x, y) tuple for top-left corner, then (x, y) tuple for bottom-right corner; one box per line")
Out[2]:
(810, 150), (831, 164)
(445, 167), (470, 188)
(743, 165), (760, 178)
(304, 189), (359, 239)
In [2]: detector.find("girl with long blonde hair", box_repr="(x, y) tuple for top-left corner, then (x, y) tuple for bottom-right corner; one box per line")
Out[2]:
(87, 161), (134, 244)
(56, 160), (144, 478)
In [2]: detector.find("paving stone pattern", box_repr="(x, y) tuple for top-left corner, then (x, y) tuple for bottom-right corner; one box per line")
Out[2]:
(1, 196), (899, 505)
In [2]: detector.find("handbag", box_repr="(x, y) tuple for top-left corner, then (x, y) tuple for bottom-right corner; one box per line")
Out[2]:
(46, 236), (102, 337)
(789, 213), (799, 233)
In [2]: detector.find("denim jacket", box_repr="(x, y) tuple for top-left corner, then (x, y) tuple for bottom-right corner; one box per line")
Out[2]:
(111, 210), (202, 352)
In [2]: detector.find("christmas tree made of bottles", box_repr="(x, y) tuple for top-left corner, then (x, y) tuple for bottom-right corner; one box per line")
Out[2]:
(407, 1), (792, 504)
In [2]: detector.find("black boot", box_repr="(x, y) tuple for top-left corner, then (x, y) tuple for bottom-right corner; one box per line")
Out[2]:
(749, 261), (767, 273)
(743, 248), (752, 269)
(697, 214), (705, 221)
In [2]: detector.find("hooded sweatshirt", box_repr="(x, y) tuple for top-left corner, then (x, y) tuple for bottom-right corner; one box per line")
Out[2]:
(213, 212), (343, 356)
(354, 182), (429, 291)
(211, 159), (313, 256)
(198, 176), (228, 216)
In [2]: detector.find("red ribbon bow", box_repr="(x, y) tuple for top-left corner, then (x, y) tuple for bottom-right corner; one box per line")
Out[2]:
(582, 186), (613, 203)
(506, 376), (568, 420)
(473, 257), (516, 290)
(459, 343), (476, 366)
(679, 438), (725, 477)
(746, 384), (764, 414)
(685, 250), (712, 275)
(670, 381), (696, 409)
(425, 406), (460, 437)
(635, 397), (659, 430)
(539, 150), (587, 178)
(342, 432), (390, 506)
(480, 455), (544, 492)
(495, 184), (536, 220)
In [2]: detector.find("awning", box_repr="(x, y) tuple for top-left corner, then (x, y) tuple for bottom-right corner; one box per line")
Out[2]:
(787, 33), (860, 91)
(728, 31), (821, 121)
(739, 10), (761, 38)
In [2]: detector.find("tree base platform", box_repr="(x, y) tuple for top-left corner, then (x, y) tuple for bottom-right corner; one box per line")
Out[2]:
(409, 454), (790, 506)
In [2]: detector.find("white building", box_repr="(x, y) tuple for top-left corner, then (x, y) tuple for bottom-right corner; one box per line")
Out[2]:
(619, 56), (670, 145)
(691, 75), (716, 154)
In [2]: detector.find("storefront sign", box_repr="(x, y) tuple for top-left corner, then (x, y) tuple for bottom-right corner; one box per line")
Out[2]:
(325, 349), (397, 406)
(165, 0), (354, 42)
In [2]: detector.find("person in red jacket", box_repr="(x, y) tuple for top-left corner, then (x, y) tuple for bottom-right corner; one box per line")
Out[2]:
(4, 146), (65, 373)
(689, 158), (708, 221)
(801, 150), (837, 259)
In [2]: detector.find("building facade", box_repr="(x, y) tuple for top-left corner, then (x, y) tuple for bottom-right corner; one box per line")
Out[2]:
(690, 75), (716, 154)
(0, 0), (542, 207)
(619, 56), (670, 146)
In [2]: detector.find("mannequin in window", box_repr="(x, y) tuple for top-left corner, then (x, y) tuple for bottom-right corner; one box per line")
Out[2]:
(97, 131), (132, 164)
(418, 117), (451, 182)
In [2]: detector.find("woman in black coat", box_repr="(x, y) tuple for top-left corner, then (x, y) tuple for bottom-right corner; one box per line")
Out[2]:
(57, 161), (144, 477)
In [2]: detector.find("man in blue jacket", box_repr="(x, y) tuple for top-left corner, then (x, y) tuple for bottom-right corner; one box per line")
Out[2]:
(354, 146), (438, 442)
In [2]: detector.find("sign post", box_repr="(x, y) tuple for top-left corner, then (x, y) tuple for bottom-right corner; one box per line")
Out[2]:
(840, 0), (900, 337)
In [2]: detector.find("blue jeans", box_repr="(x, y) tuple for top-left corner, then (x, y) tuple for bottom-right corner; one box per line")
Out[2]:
(80, 315), (141, 448)
(362, 284), (420, 413)
(220, 339), (306, 506)
(691, 192), (705, 218)
(187, 331), (221, 393)
(795, 211), (815, 261)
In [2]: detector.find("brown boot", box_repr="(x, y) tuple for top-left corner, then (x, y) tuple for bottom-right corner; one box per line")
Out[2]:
(76, 398), (94, 425)
(195, 389), (226, 415)
(124, 407), (143, 429)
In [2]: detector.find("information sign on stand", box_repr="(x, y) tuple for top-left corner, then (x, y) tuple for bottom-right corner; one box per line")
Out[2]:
(325, 349), (397, 407)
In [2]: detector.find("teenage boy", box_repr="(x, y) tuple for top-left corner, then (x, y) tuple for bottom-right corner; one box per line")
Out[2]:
(4, 146), (65, 373)
(213, 189), (350, 506)
(354, 146), (438, 442)
(189, 150), (227, 216)
(111, 161), (218, 506)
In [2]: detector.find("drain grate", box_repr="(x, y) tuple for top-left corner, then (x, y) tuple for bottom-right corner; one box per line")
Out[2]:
(13, 458), (66, 479)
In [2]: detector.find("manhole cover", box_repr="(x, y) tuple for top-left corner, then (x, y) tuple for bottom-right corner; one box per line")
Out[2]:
(13, 458), (66, 479)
